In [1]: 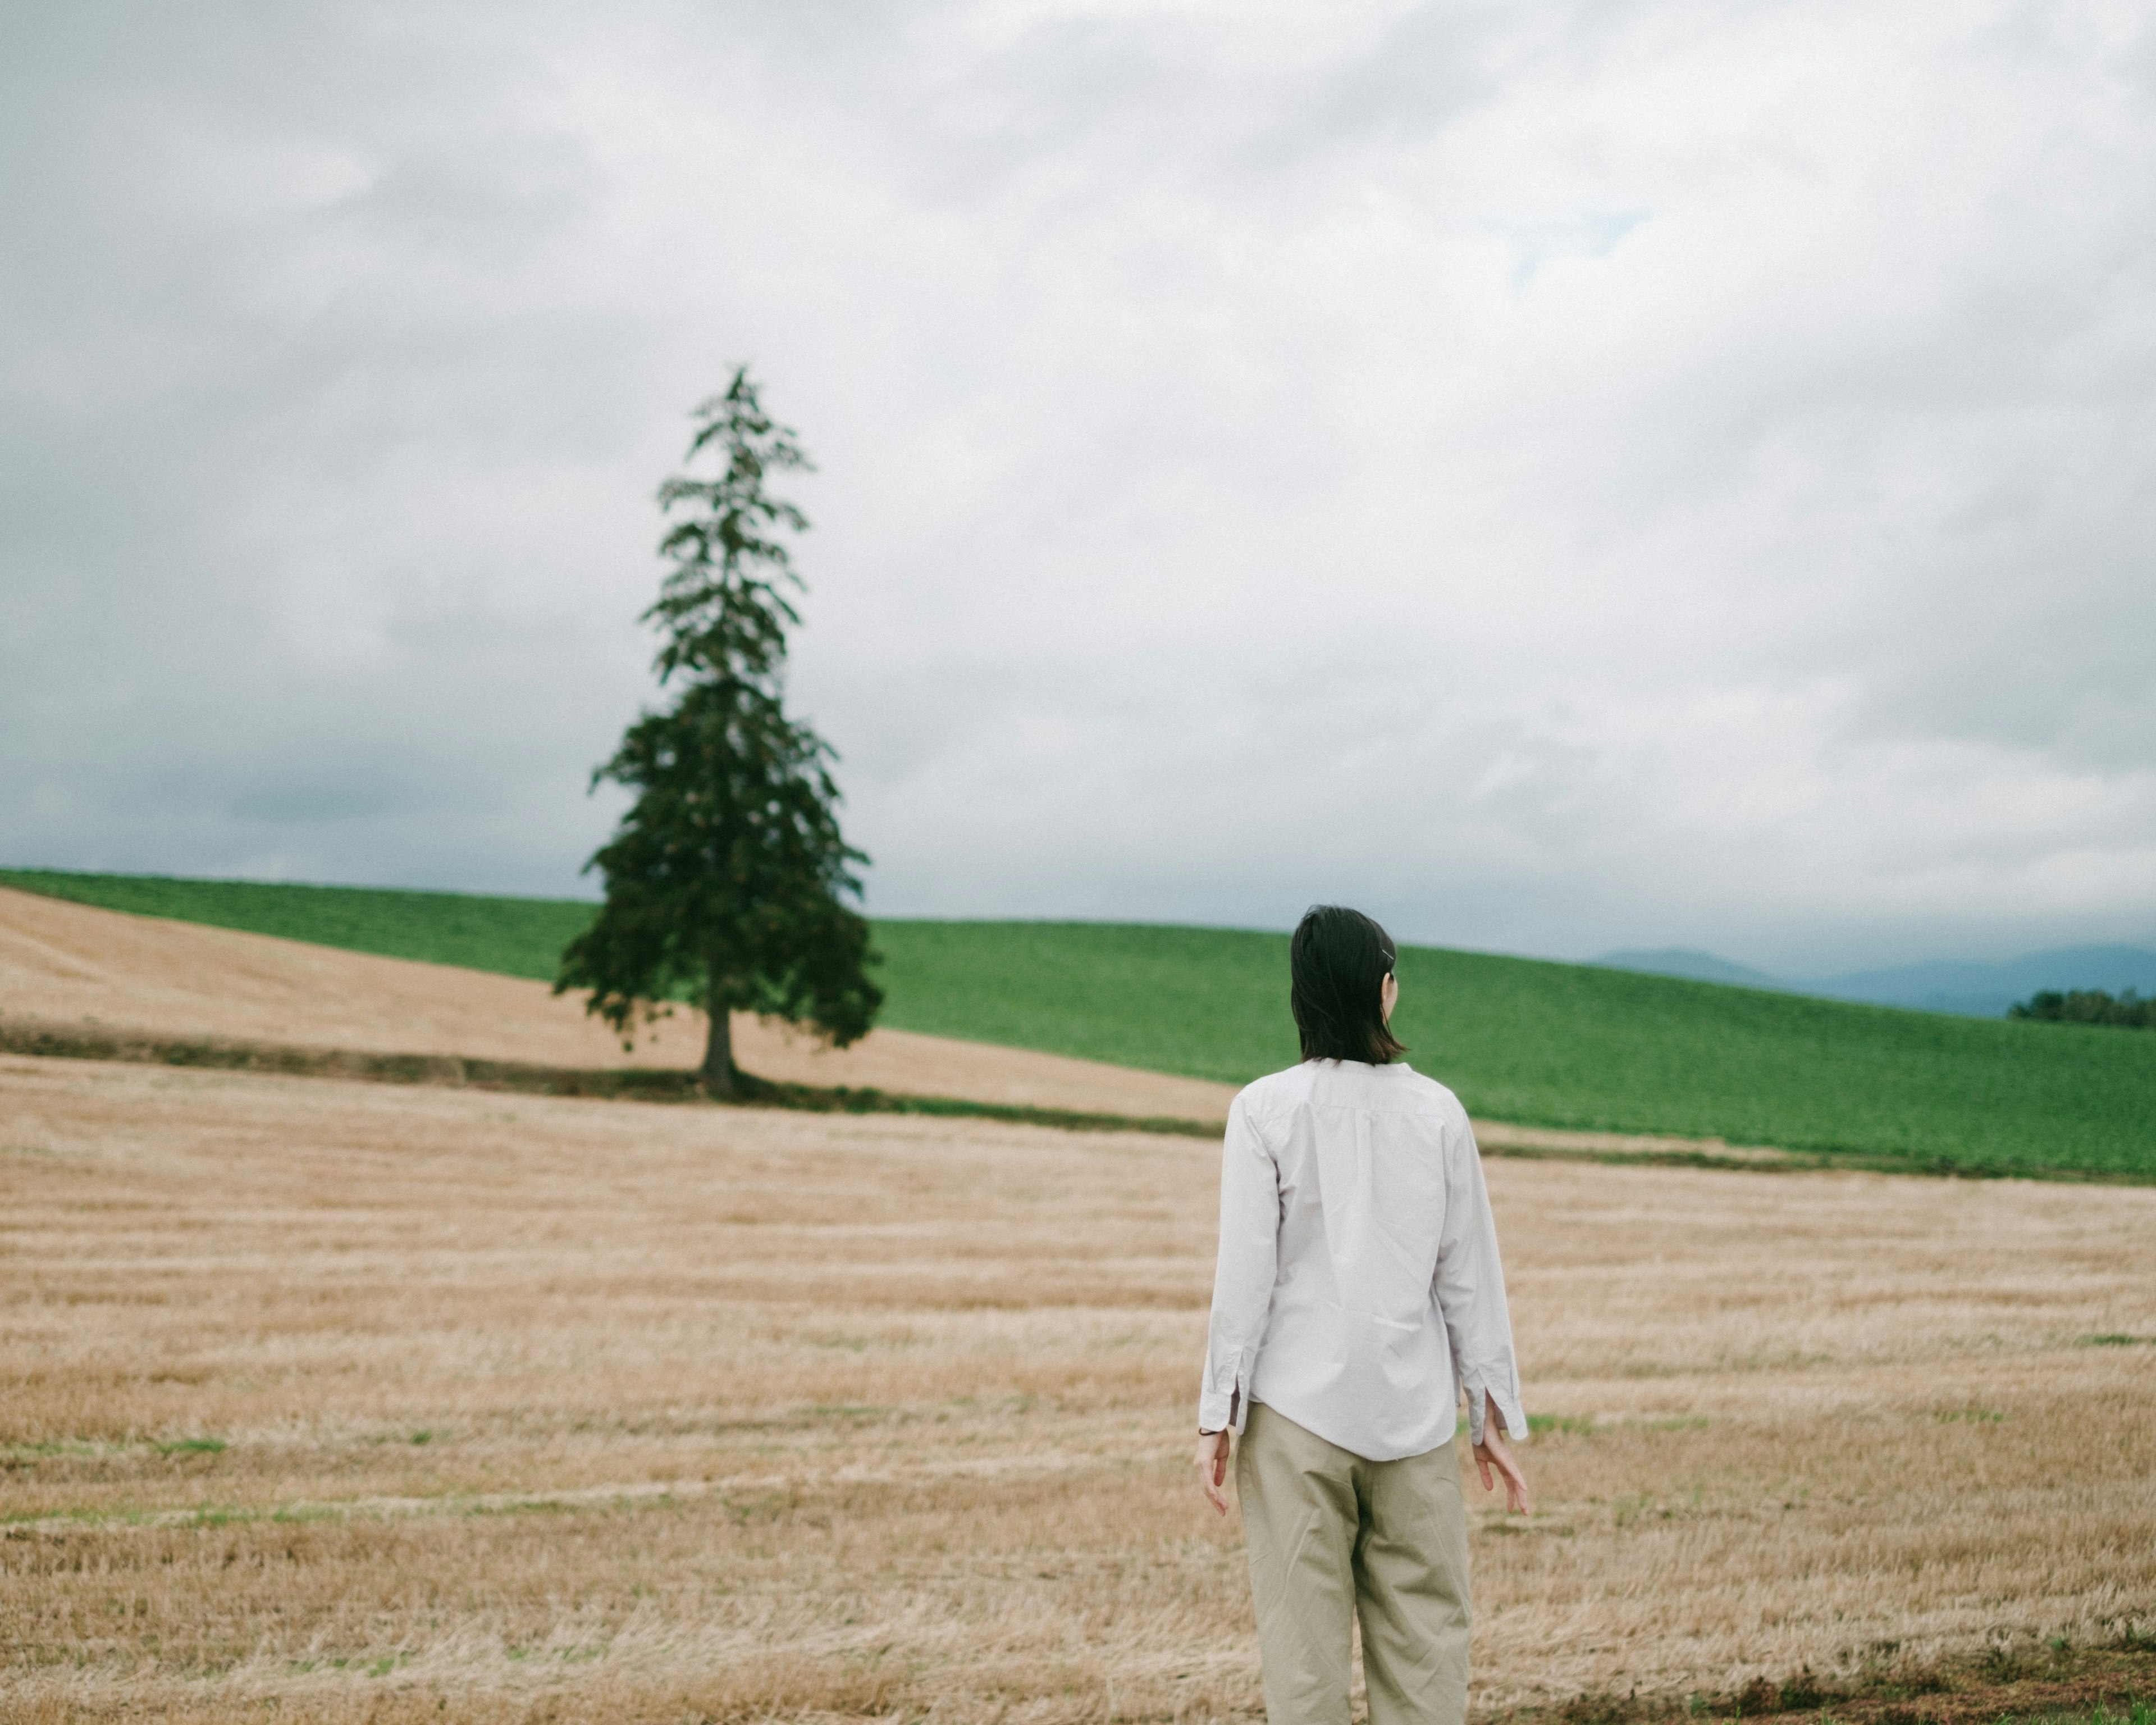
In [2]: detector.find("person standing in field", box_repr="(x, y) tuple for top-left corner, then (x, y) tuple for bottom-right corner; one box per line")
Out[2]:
(1195, 904), (1532, 1725)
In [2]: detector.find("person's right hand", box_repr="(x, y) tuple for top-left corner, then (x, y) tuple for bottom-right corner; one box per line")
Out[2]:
(1473, 1423), (1533, 1515)
(1193, 1429), (1232, 1516)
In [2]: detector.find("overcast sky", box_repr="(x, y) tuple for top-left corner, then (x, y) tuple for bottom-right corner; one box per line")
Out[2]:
(4, 0), (2153, 973)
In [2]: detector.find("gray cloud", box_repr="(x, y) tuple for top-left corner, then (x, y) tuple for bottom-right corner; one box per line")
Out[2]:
(3, 0), (2152, 973)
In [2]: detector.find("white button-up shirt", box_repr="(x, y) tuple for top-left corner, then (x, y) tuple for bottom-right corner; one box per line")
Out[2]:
(1199, 1058), (1528, 1463)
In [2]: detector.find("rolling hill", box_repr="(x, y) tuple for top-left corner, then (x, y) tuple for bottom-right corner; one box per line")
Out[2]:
(1597, 940), (2156, 1017)
(4, 866), (2152, 1179)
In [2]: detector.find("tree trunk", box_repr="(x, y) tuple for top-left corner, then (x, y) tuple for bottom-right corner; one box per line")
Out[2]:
(702, 973), (736, 1098)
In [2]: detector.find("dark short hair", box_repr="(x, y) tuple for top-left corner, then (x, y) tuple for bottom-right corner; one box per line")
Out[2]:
(1290, 905), (1406, 1065)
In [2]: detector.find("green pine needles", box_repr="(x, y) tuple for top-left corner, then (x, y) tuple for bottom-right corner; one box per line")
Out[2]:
(556, 369), (881, 1094)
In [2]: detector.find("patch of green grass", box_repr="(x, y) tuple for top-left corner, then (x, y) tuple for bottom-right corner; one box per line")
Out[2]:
(1533, 1412), (1714, 1436)
(6, 869), (2153, 1180)
(154, 1437), (226, 1456)
(2078, 1334), (2155, 1348)
(0, 867), (592, 979)
(869, 920), (2156, 1181)
(2, 1438), (108, 1462)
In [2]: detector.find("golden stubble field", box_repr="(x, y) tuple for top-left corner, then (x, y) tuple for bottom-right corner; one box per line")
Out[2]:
(3, 1052), (2154, 1724)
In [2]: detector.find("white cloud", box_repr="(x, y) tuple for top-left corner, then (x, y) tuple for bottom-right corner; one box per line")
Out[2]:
(2, 0), (2152, 969)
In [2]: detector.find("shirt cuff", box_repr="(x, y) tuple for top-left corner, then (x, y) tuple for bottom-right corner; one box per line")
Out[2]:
(1465, 1383), (1529, 1446)
(1198, 1358), (1253, 1435)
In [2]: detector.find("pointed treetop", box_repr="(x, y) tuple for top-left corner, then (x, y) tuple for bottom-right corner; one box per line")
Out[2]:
(645, 366), (817, 688)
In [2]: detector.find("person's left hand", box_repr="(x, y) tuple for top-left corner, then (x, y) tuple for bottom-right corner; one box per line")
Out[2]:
(1473, 1423), (1533, 1515)
(1193, 1429), (1232, 1516)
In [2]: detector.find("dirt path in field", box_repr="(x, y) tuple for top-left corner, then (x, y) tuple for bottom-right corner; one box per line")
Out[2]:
(0, 884), (1237, 1121)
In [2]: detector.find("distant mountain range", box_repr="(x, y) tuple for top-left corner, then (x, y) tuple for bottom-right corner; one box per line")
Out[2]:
(1593, 944), (2156, 1018)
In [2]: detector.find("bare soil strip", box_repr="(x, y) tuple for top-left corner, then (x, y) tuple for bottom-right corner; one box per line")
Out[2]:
(0, 1015), (1230, 1139)
(1522, 1640), (2156, 1725)
(4, 1054), (2152, 1723)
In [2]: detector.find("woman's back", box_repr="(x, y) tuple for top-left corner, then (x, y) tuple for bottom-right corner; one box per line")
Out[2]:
(1211, 1057), (1522, 1462)
(1191, 905), (1532, 1725)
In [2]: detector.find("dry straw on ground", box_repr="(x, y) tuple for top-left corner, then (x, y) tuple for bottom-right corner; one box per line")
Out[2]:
(4, 1052), (2153, 1724)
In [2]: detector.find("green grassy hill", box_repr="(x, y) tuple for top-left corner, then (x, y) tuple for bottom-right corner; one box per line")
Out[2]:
(6, 867), (2152, 1180)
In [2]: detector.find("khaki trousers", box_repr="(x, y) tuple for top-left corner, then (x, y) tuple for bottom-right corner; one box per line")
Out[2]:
(1235, 1403), (1473, 1725)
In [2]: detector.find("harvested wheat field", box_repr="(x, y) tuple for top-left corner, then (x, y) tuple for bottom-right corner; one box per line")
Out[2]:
(4, 1051), (2153, 1724)
(0, 884), (1235, 1121)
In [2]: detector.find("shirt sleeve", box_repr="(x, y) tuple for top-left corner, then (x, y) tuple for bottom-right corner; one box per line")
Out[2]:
(1198, 1092), (1278, 1435)
(1434, 1114), (1528, 1447)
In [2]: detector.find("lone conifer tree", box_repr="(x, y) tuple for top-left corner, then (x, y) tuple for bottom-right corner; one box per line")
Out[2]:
(556, 369), (880, 1096)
